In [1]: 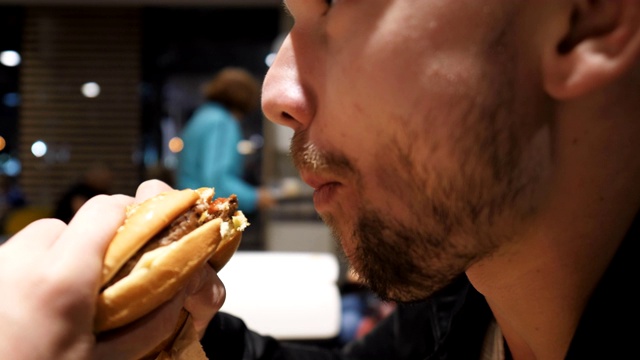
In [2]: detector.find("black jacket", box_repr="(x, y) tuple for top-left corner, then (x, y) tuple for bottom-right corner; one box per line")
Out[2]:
(202, 215), (638, 359)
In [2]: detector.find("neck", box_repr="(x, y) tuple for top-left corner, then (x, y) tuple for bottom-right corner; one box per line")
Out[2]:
(466, 80), (640, 360)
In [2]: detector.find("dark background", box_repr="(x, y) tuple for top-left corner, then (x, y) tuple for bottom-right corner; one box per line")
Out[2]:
(0, 5), (281, 181)
(0, 6), (24, 164)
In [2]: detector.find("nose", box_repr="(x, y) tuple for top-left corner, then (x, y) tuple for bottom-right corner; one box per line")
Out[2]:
(262, 34), (313, 132)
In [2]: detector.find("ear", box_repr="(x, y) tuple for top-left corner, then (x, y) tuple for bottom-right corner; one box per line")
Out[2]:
(543, 0), (640, 99)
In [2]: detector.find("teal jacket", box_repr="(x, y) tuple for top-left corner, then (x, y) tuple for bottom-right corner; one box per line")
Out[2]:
(177, 102), (258, 213)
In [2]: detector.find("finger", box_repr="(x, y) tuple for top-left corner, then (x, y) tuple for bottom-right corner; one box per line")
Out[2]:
(134, 179), (173, 202)
(0, 218), (66, 255)
(48, 194), (132, 288)
(183, 265), (226, 337)
(95, 290), (187, 360)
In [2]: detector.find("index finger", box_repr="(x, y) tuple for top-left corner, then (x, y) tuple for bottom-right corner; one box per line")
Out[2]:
(134, 179), (174, 203)
(48, 194), (133, 288)
(48, 180), (172, 287)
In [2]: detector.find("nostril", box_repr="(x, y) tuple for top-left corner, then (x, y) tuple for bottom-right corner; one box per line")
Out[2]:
(277, 111), (302, 131)
(282, 112), (295, 120)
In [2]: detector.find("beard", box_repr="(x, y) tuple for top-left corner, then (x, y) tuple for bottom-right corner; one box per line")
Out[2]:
(289, 35), (544, 304)
(337, 208), (476, 303)
(291, 123), (516, 304)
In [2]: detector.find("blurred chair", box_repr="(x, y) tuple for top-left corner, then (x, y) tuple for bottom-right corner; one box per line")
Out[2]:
(3, 205), (53, 237)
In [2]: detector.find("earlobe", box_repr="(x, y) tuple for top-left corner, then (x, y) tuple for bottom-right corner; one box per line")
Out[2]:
(543, 0), (640, 99)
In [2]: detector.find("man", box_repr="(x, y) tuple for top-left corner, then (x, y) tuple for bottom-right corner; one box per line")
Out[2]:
(0, 0), (638, 359)
(202, 0), (640, 359)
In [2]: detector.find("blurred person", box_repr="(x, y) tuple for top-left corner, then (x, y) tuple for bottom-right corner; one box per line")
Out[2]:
(53, 162), (115, 224)
(0, 174), (27, 239)
(198, 1), (640, 359)
(176, 67), (276, 215)
(0, 174), (26, 218)
(0, 179), (223, 359)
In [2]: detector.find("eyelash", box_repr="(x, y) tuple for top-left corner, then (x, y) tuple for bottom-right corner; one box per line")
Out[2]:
(324, 0), (337, 15)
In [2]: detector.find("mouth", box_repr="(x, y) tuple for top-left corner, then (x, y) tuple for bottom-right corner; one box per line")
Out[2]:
(299, 172), (342, 212)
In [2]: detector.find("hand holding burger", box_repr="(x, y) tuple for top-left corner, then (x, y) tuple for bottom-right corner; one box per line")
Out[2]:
(0, 180), (232, 360)
(95, 185), (248, 359)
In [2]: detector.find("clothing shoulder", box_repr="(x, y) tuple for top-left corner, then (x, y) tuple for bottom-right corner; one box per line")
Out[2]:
(195, 102), (230, 117)
(189, 103), (234, 125)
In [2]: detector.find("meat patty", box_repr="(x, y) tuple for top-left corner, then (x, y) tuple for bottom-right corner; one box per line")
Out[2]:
(103, 195), (239, 289)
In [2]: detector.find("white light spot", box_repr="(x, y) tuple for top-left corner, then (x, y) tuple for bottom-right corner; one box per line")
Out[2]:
(237, 140), (255, 155)
(81, 82), (101, 98)
(0, 50), (21, 67)
(31, 140), (47, 158)
(265, 52), (277, 67)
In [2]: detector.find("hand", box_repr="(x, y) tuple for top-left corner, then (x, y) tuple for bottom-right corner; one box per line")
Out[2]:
(0, 180), (226, 359)
(0, 190), (130, 359)
(257, 187), (278, 210)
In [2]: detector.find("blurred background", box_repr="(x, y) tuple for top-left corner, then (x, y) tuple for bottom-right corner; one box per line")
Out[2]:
(0, 0), (333, 254)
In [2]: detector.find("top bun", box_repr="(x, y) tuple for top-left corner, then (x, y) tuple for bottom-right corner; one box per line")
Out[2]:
(100, 189), (201, 287)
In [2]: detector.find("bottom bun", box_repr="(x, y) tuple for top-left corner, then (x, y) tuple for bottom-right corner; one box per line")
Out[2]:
(95, 218), (224, 332)
(148, 231), (242, 360)
(208, 231), (242, 272)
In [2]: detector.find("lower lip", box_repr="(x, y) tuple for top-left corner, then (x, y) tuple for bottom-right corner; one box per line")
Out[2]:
(312, 182), (340, 211)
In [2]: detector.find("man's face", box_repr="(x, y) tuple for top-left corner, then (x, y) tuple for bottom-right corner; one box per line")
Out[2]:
(263, 0), (553, 302)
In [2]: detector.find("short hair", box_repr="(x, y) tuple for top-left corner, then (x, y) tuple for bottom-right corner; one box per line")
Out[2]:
(202, 67), (261, 117)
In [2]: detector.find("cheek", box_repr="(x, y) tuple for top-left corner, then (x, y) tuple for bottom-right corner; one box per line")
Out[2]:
(330, 48), (487, 139)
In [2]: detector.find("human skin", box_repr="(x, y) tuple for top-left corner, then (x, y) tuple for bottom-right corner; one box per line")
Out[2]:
(0, 180), (224, 359)
(262, 0), (640, 358)
(264, 0), (553, 303)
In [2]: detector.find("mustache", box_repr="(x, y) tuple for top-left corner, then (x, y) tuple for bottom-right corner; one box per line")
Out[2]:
(290, 130), (355, 175)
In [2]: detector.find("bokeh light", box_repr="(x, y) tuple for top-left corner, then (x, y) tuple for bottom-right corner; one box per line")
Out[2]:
(81, 82), (101, 98)
(168, 136), (184, 153)
(31, 140), (47, 158)
(0, 50), (21, 67)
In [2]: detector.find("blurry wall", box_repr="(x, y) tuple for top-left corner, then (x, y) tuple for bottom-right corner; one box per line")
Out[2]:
(19, 6), (141, 206)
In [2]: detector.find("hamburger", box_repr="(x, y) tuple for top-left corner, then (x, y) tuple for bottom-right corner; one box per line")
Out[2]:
(94, 187), (248, 358)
